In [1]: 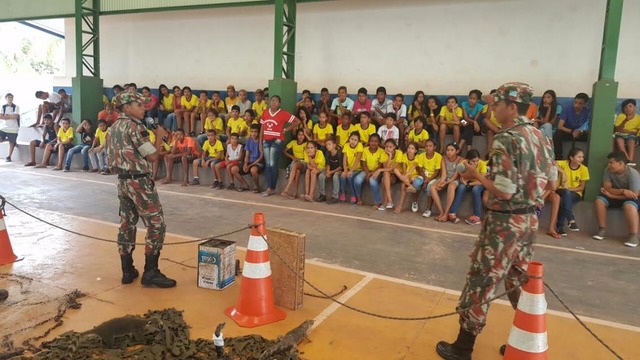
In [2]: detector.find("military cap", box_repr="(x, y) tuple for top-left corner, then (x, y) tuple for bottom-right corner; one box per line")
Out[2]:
(492, 82), (533, 104)
(114, 92), (147, 108)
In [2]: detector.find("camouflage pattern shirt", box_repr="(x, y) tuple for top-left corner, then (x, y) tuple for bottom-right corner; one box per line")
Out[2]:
(486, 115), (554, 211)
(106, 115), (156, 174)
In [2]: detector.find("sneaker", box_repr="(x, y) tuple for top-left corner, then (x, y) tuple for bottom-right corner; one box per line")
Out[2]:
(190, 178), (200, 186)
(5, 156), (11, 162)
(377, 204), (386, 211)
(624, 234), (639, 248)
(189, 131), (196, 137)
(82, 167), (89, 172)
(339, 193), (346, 202)
(593, 228), (606, 241)
(317, 195), (326, 202)
(63, 168), (70, 172)
(350, 196), (357, 204)
(24, 162), (36, 167)
(628, 162), (637, 167)
(465, 215), (481, 225)
(448, 214), (460, 224)
(568, 222), (580, 231)
(557, 228), (568, 237)
(411, 201), (419, 213)
(386, 203), (394, 209)
(422, 210), (432, 218)
(326, 197), (338, 205)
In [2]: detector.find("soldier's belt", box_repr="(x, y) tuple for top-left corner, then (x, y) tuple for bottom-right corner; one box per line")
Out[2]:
(487, 206), (536, 215)
(117, 173), (150, 180)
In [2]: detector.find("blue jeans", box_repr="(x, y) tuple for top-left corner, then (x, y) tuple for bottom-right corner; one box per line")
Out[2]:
(450, 183), (484, 217)
(556, 189), (581, 229)
(263, 139), (284, 190)
(339, 170), (364, 198)
(196, 133), (208, 148)
(64, 144), (90, 169)
(411, 176), (425, 189)
(164, 113), (178, 131)
(369, 173), (383, 204)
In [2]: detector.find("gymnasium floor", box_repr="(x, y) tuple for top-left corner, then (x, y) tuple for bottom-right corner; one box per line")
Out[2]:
(1, 163), (639, 359)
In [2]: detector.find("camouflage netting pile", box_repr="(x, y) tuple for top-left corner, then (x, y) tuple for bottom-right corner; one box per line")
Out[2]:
(5, 309), (307, 360)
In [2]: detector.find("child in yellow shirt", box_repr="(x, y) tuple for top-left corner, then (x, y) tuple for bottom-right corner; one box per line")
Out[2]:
(252, 89), (267, 121)
(191, 129), (224, 186)
(36, 117), (74, 170)
(336, 112), (355, 148)
(281, 129), (308, 199)
(394, 143), (423, 214)
(355, 111), (376, 145)
(198, 109), (224, 147)
(313, 111), (334, 151)
(339, 132), (364, 204)
(303, 141), (326, 202)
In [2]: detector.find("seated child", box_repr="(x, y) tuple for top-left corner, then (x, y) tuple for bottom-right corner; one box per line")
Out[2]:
(613, 99), (640, 165)
(437, 97), (462, 153)
(319, 137), (343, 204)
(431, 142), (462, 222)
(281, 129), (308, 199)
(191, 129), (224, 186)
(355, 111), (376, 146)
(312, 111), (334, 151)
(147, 124), (171, 181)
(25, 114), (57, 167)
(387, 94), (407, 148)
(420, 139), (443, 217)
(336, 112), (355, 148)
(192, 91), (210, 134)
(448, 149), (487, 225)
(238, 124), (264, 193)
(197, 109), (224, 147)
(377, 113), (400, 145)
(339, 132), (364, 204)
(89, 120), (109, 173)
(482, 89), (501, 157)
(459, 90), (483, 154)
(213, 133), (243, 190)
(361, 134), (386, 209)
(303, 141), (326, 202)
(226, 105), (248, 143)
(161, 128), (199, 186)
(35, 117), (73, 170)
(297, 106), (314, 140)
(407, 117), (429, 152)
(64, 119), (94, 172)
(555, 147), (590, 235)
(393, 142), (423, 214)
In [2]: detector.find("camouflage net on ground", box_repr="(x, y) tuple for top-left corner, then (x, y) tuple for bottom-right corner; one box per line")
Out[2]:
(5, 308), (307, 360)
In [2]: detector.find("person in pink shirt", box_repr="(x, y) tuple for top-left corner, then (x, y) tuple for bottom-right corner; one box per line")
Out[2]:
(353, 87), (372, 115)
(141, 86), (159, 118)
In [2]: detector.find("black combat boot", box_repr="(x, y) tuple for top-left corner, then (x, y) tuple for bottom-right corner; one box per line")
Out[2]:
(436, 327), (476, 360)
(120, 254), (139, 284)
(141, 253), (177, 288)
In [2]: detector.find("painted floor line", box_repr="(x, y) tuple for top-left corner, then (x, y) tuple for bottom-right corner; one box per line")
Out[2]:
(23, 210), (640, 334)
(311, 275), (374, 330)
(6, 168), (640, 263)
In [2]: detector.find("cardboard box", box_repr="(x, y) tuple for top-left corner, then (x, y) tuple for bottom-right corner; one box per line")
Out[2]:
(197, 239), (236, 290)
(267, 228), (306, 310)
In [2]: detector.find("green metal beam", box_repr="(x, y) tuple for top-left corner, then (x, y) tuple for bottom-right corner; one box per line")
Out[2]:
(273, 0), (296, 80)
(75, 0), (100, 78)
(584, 0), (623, 202)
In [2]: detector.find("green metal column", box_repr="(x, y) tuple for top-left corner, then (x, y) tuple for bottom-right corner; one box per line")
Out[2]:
(269, 0), (297, 114)
(72, 0), (104, 136)
(584, 0), (623, 202)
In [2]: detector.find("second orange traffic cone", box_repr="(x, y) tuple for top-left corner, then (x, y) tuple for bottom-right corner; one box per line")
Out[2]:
(503, 261), (548, 360)
(225, 213), (286, 328)
(0, 211), (22, 266)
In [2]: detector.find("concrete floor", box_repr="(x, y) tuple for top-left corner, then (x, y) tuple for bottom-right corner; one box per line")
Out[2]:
(1, 162), (639, 358)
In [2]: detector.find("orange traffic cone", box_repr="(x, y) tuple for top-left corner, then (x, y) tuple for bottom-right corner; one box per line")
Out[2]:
(0, 211), (23, 265)
(225, 213), (286, 328)
(504, 261), (548, 359)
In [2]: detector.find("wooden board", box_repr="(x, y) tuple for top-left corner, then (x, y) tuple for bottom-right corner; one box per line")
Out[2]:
(267, 227), (305, 311)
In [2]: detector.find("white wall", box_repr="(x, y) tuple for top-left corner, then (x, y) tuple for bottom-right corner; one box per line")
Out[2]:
(63, 0), (640, 98)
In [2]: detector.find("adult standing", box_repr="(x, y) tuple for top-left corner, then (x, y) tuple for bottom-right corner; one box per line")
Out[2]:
(0, 93), (20, 162)
(260, 95), (300, 197)
(107, 92), (176, 288)
(436, 83), (554, 360)
(33, 90), (62, 128)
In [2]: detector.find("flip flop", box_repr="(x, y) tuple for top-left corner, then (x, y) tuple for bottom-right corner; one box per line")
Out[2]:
(546, 231), (561, 239)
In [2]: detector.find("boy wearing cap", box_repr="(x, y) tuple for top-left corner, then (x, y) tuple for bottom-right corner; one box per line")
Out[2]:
(0, 93), (20, 162)
(436, 82), (555, 360)
(107, 91), (176, 289)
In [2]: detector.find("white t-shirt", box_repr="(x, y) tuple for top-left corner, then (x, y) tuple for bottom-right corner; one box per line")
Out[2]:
(47, 92), (62, 104)
(238, 100), (252, 114)
(0, 103), (20, 133)
(386, 103), (407, 120)
(226, 143), (243, 161)
(377, 125), (399, 142)
(371, 98), (393, 118)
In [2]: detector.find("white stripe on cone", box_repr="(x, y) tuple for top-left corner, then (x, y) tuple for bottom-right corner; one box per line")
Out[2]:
(507, 327), (549, 354)
(242, 261), (272, 279)
(516, 292), (547, 315)
(247, 235), (268, 252)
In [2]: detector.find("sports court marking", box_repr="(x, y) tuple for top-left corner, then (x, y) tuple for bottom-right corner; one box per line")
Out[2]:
(5, 168), (640, 263)
(12, 208), (640, 334)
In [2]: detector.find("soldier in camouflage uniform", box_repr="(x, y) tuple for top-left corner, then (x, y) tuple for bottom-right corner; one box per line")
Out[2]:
(436, 82), (555, 360)
(107, 92), (176, 288)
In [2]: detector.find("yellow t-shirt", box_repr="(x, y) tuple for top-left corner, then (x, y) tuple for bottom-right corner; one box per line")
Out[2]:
(95, 128), (107, 146)
(336, 124), (355, 147)
(181, 95), (198, 111)
(286, 140), (307, 160)
(161, 94), (175, 111)
(439, 107), (463, 123)
(343, 142), (364, 170)
(355, 123), (376, 144)
(102, 95), (109, 106)
(227, 117), (248, 135)
(419, 152), (443, 178)
(304, 150), (326, 169)
(408, 104), (422, 120)
(58, 127), (74, 143)
(225, 97), (239, 112)
(557, 160), (590, 197)
(195, 99), (211, 114)
(380, 149), (403, 167)
(363, 147), (385, 171)
(252, 100), (267, 119)
(204, 116), (224, 134)
(147, 130), (171, 151)
(477, 159), (488, 175)
(408, 128), (429, 143)
(313, 123), (334, 141)
(202, 139), (224, 158)
(614, 113), (640, 134)
(209, 99), (225, 114)
(482, 105), (500, 128)
(401, 153), (422, 178)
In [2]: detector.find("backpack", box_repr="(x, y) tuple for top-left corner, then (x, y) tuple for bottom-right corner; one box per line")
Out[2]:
(2, 104), (19, 127)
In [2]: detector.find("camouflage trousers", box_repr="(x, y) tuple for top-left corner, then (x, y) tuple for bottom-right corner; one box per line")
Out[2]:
(457, 211), (536, 335)
(117, 177), (166, 256)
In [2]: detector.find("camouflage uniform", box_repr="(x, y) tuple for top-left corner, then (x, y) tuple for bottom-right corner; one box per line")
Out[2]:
(107, 93), (166, 256)
(456, 83), (554, 335)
